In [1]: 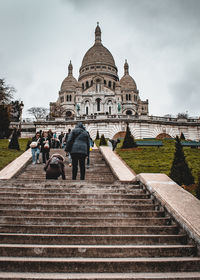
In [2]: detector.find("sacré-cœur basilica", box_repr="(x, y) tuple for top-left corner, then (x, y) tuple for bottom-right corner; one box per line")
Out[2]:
(22, 24), (200, 141)
(50, 23), (148, 119)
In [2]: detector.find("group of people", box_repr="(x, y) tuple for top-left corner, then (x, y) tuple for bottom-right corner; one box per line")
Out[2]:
(29, 123), (94, 180)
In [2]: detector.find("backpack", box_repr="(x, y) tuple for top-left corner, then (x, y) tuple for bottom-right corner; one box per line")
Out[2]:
(49, 157), (60, 168)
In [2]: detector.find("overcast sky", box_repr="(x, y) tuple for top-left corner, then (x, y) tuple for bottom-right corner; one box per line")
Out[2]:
(1, 0), (200, 118)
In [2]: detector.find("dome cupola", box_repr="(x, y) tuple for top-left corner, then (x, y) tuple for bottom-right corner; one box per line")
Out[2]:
(60, 61), (79, 92)
(120, 60), (137, 91)
(79, 23), (119, 82)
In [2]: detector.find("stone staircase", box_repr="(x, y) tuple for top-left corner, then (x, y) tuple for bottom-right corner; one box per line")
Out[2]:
(16, 149), (115, 183)
(0, 149), (200, 279)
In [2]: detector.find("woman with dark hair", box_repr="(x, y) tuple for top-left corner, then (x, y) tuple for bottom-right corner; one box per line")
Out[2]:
(40, 131), (51, 164)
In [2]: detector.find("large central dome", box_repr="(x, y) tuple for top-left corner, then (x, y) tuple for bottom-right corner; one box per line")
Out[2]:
(79, 23), (118, 81)
(81, 44), (116, 68)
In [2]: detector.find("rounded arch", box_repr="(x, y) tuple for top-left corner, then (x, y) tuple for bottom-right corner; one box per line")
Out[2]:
(105, 97), (115, 104)
(156, 133), (172, 139)
(65, 111), (73, 118)
(112, 131), (126, 140)
(84, 99), (91, 104)
(126, 110), (133, 115)
(95, 98), (102, 112)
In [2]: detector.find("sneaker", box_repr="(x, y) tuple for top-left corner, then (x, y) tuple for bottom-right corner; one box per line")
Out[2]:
(69, 163), (72, 167)
(36, 160), (40, 164)
(32, 162), (36, 165)
(86, 165), (90, 169)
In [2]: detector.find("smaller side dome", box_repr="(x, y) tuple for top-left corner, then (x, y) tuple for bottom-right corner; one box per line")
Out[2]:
(60, 61), (79, 92)
(120, 60), (137, 91)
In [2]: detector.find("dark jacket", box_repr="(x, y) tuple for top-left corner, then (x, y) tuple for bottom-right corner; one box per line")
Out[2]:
(65, 123), (90, 156)
(44, 156), (65, 179)
(40, 137), (51, 152)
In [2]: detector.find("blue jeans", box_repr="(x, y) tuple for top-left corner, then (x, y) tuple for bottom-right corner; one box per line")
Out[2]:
(31, 148), (40, 163)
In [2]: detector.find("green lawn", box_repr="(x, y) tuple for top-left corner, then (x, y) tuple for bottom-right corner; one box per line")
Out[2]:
(117, 139), (200, 185)
(0, 138), (30, 171)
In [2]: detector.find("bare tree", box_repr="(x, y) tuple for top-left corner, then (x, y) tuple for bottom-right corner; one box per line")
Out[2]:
(0, 78), (15, 104)
(27, 107), (49, 120)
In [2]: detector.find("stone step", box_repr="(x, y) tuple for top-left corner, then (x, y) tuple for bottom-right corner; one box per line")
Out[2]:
(0, 244), (196, 258)
(0, 188), (142, 194)
(0, 186), (142, 194)
(0, 233), (187, 245)
(16, 176), (115, 183)
(0, 217), (171, 226)
(0, 192), (150, 199)
(0, 257), (200, 273)
(0, 209), (165, 218)
(0, 203), (158, 211)
(0, 272), (200, 280)
(0, 182), (141, 190)
(0, 187), (143, 194)
(0, 225), (179, 234)
(0, 198), (155, 205)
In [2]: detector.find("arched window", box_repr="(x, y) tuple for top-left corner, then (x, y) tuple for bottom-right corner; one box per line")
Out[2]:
(96, 98), (101, 111)
(69, 95), (72, 102)
(108, 81), (112, 88)
(66, 111), (72, 117)
(129, 94), (131, 101)
(109, 106), (111, 114)
(96, 79), (101, 93)
(91, 80), (93, 86)
(82, 83), (84, 90)
(85, 101), (89, 115)
(104, 80), (106, 85)
(126, 110), (132, 115)
(86, 81), (89, 89)
(126, 94), (129, 101)
(113, 82), (115, 90)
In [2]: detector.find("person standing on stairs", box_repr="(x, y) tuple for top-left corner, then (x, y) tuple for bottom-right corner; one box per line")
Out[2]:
(40, 131), (51, 164)
(65, 122), (90, 180)
(30, 132), (41, 164)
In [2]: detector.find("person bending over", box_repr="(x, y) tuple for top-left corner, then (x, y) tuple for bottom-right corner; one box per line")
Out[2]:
(44, 154), (65, 180)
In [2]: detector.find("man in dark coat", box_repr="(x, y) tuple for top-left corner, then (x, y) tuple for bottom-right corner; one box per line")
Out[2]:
(65, 122), (90, 180)
(44, 154), (65, 180)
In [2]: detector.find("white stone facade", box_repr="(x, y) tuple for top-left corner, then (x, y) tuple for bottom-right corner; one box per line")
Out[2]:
(50, 24), (148, 119)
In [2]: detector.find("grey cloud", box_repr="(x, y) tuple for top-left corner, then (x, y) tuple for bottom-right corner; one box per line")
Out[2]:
(0, 0), (200, 117)
(170, 60), (200, 115)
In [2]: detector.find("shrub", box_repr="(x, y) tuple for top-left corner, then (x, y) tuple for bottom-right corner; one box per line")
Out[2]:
(121, 123), (137, 149)
(8, 128), (20, 150)
(180, 132), (185, 140)
(169, 136), (194, 186)
(99, 134), (107, 146)
(96, 130), (100, 140)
